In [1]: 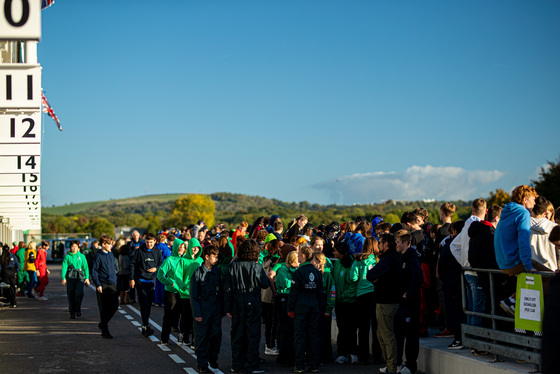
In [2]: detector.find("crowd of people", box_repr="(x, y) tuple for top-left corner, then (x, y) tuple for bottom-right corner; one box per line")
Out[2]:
(1, 184), (559, 374)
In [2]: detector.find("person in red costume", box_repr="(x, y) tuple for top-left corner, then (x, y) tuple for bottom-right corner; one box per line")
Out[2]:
(35, 240), (51, 301)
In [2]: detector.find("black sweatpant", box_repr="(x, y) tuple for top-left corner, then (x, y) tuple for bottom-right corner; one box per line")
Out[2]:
(66, 278), (85, 315)
(230, 297), (262, 371)
(262, 301), (278, 348)
(161, 291), (182, 343)
(2, 268), (17, 306)
(357, 292), (383, 363)
(180, 297), (193, 342)
(335, 301), (358, 357)
(276, 294), (295, 365)
(96, 283), (118, 331)
(137, 281), (154, 326)
(294, 306), (320, 370)
(395, 298), (420, 373)
(194, 309), (222, 369)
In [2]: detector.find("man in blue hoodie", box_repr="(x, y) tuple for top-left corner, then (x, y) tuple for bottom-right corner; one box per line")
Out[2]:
(494, 185), (543, 315)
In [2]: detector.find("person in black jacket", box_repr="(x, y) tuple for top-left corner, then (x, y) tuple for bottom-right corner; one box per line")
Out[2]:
(366, 233), (402, 374)
(438, 221), (465, 349)
(394, 230), (423, 374)
(225, 239), (270, 374)
(288, 246), (323, 373)
(129, 232), (163, 337)
(191, 245), (223, 374)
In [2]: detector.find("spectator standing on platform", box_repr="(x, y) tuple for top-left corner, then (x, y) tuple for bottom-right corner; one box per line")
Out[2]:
(450, 198), (487, 330)
(225, 239), (270, 374)
(91, 235), (119, 339)
(366, 233), (402, 374)
(62, 240), (90, 319)
(129, 232), (163, 337)
(23, 241), (38, 298)
(191, 245), (224, 373)
(494, 185), (547, 314)
(1, 244), (19, 307)
(530, 196), (558, 271)
(35, 241), (50, 301)
(394, 230), (423, 374)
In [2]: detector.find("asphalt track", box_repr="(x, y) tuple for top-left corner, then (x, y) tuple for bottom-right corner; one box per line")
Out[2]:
(0, 264), (384, 374)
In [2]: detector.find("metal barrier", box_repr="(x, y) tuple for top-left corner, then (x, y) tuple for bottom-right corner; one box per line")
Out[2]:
(460, 267), (554, 373)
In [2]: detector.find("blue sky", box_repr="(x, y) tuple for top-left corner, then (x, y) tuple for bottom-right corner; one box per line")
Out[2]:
(38, 1), (560, 207)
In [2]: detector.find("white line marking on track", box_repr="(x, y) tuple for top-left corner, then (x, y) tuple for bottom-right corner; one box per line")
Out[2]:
(126, 304), (163, 330)
(131, 321), (141, 327)
(184, 368), (198, 374)
(118, 309), (127, 314)
(149, 335), (159, 342)
(210, 368), (224, 374)
(158, 344), (171, 352)
(124, 314), (134, 320)
(169, 354), (185, 364)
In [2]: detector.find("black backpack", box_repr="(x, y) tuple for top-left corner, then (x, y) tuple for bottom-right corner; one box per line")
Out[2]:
(28, 252), (35, 264)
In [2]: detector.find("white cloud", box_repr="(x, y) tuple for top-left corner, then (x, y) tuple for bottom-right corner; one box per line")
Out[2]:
(313, 165), (506, 204)
(530, 163), (551, 182)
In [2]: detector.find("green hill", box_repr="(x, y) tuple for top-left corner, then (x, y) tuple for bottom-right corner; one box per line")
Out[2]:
(42, 192), (473, 236)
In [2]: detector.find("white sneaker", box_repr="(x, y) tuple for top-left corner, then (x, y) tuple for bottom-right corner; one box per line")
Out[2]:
(177, 333), (183, 343)
(380, 365), (403, 373)
(335, 356), (349, 364)
(39, 296), (48, 301)
(400, 366), (412, 374)
(350, 355), (359, 364)
(0, 282), (10, 288)
(264, 346), (280, 355)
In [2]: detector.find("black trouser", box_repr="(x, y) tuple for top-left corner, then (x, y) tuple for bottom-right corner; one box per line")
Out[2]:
(96, 283), (118, 331)
(395, 298), (420, 373)
(319, 312), (333, 362)
(262, 301), (278, 348)
(2, 268), (17, 306)
(294, 305), (320, 370)
(357, 292), (383, 363)
(137, 281), (154, 326)
(335, 301), (358, 357)
(230, 297), (262, 371)
(442, 274), (463, 341)
(180, 297), (193, 341)
(194, 308), (222, 369)
(161, 291), (182, 343)
(276, 294), (295, 364)
(66, 278), (84, 315)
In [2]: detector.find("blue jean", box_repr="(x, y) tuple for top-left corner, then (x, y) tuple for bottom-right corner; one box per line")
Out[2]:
(27, 271), (37, 297)
(464, 274), (486, 326)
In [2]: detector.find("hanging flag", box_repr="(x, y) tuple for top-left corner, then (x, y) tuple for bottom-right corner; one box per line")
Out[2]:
(41, 92), (62, 131)
(41, 0), (55, 10)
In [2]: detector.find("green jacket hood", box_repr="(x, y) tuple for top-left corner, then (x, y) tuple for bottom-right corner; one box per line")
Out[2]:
(172, 238), (186, 257)
(186, 238), (202, 260)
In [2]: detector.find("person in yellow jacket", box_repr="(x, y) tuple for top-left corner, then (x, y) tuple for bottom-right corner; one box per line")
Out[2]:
(23, 242), (38, 298)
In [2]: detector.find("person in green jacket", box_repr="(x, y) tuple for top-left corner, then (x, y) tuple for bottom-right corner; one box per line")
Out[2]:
(311, 251), (336, 364)
(351, 236), (383, 365)
(61, 240), (90, 319)
(275, 249), (299, 366)
(179, 237), (203, 347)
(15, 241), (28, 294)
(332, 241), (358, 364)
(157, 238), (188, 345)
